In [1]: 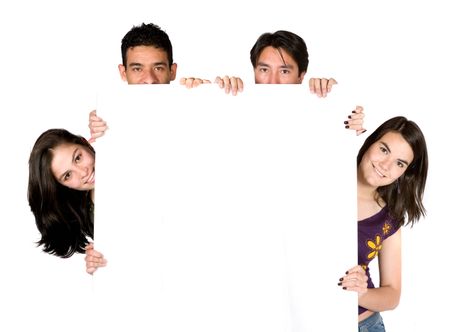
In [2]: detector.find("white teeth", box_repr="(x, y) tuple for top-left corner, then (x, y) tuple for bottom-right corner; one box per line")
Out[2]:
(86, 171), (95, 184)
(374, 167), (384, 177)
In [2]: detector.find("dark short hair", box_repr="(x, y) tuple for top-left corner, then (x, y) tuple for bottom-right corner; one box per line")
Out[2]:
(28, 129), (95, 258)
(250, 30), (309, 76)
(121, 22), (173, 67)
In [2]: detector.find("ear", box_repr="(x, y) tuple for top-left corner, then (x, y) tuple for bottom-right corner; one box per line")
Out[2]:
(118, 64), (127, 82)
(170, 63), (178, 81)
(298, 71), (306, 84)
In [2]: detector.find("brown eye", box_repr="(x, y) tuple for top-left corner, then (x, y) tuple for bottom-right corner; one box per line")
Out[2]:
(64, 171), (72, 181)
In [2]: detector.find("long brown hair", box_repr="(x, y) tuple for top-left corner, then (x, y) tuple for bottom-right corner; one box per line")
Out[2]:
(357, 116), (428, 226)
(28, 129), (95, 257)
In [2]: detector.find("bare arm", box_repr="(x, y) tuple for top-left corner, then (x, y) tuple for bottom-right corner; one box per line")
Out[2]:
(358, 228), (402, 311)
(340, 229), (402, 312)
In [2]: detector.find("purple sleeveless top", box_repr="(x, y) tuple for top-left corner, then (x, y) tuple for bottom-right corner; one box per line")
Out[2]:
(358, 206), (400, 315)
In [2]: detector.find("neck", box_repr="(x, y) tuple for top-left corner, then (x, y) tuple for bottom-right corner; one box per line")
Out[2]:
(358, 183), (376, 200)
(357, 171), (378, 203)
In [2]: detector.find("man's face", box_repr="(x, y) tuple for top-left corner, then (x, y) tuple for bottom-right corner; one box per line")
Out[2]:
(118, 45), (177, 84)
(254, 46), (305, 84)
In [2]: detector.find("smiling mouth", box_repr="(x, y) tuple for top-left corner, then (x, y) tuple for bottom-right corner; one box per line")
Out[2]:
(373, 165), (385, 178)
(86, 171), (95, 184)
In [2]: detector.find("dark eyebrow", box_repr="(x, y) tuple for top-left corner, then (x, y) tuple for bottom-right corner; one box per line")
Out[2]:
(256, 61), (293, 69)
(381, 141), (409, 166)
(58, 148), (79, 181)
(279, 63), (294, 69)
(380, 141), (391, 153)
(256, 61), (270, 68)
(128, 62), (168, 68)
(256, 61), (269, 67)
(153, 62), (169, 67)
(128, 62), (143, 68)
(72, 148), (79, 163)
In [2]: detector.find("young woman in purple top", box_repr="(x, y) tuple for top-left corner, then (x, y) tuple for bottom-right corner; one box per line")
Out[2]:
(338, 116), (428, 331)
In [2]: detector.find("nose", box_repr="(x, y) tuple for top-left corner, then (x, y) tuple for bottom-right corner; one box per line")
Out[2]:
(76, 164), (89, 179)
(378, 156), (393, 171)
(141, 70), (158, 84)
(268, 73), (280, 84)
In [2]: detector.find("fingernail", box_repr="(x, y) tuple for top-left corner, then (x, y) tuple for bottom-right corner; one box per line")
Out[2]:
(345, 271), (349, 274)
(345, 125), (349, 129)
(348, 115), (351, 119)
(343, 287), (347, 290)
(337, 282), (342, 286)
(352, 110), (356, 113)
(344, 121), (348, 124)
(339, 277), (343, 281)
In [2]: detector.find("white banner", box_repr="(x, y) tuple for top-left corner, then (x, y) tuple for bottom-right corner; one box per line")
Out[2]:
(92, 84), (358, 332)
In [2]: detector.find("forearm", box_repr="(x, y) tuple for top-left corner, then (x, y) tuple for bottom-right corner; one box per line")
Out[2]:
(358, 285), (401, 312)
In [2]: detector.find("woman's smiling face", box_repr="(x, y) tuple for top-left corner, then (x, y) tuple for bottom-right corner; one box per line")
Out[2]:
(359, 131), (414, 188)
(50, 143), (95, 191)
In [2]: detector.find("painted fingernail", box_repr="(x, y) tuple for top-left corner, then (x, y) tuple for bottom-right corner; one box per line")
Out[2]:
(348, 115), (351, 119)
(339, 277), (343, 281)
(344, 121), (348, 124)
(345, 126), (349, 129)
(343, 287), (347, 290)
(338, 282), (342, 286)
(352, 110), (356, 113)
(345, 271), (349, 274)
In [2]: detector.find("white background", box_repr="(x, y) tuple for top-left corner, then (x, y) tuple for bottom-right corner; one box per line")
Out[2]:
(0, 0), (449, 331)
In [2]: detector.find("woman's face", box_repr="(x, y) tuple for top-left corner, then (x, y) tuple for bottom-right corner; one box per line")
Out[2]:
(359, 131), (414, 188)
(50, 143), (95, 191)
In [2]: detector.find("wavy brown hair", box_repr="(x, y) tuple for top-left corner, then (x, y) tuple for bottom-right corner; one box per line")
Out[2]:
(28, 129), (95, 258)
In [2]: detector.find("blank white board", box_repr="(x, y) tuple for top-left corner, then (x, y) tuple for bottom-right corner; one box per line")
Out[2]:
(93, 85), (358, 332)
